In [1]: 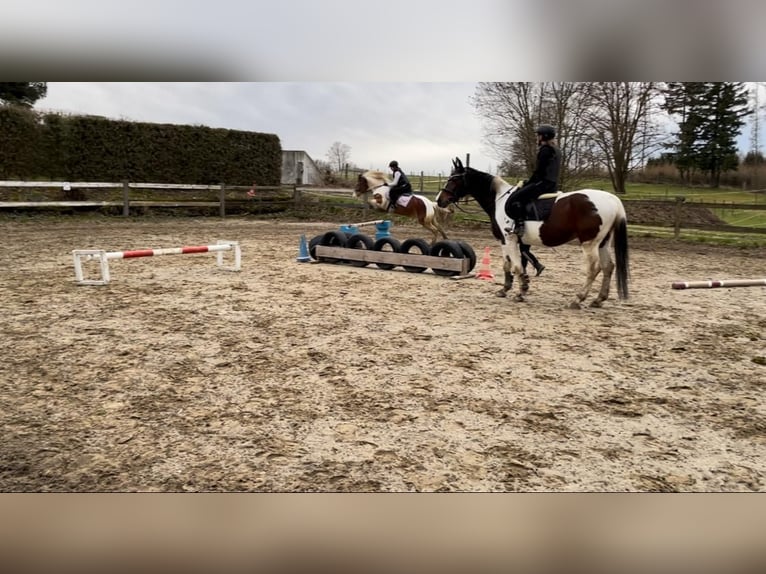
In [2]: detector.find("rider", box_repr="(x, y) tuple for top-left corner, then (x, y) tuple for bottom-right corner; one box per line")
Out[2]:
(507, 124), (560, 237)
(386, 160), (413, 212)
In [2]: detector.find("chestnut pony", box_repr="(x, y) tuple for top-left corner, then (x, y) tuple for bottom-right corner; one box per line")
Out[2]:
(437, 158), (629, 308)
(354, 170), (453, 243)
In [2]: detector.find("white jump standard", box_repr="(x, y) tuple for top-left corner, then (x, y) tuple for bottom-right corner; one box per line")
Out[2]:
(72, 240), (241, 285)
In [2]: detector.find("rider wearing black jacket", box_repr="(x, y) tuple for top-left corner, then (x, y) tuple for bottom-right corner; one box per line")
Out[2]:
(508, 125), (560, 236)
(387, 160), (412, 211)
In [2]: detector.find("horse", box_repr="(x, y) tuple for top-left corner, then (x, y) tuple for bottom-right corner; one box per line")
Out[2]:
(437, 158), (629, 308)
(353, 170), (454, 243)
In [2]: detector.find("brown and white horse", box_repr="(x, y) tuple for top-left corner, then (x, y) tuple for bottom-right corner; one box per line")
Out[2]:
(354, 170), (453, 243)
(437, 158), (629, 308)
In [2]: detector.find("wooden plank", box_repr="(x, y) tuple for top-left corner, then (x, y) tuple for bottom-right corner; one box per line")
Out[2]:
(315, 246), (466, 272)
(129, 201), (220, 207)
(0, 201), (122, 207)
(128, 183), (223, 190)
(0, 181), (121, 188)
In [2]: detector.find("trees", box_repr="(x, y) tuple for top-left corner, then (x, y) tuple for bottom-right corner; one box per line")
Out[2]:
(473, 82), (601, 190)
(696, 83), (750, 188)
(0, 82), (48, 107)
(473, 82), (659, 193)
(584, 82), (661, 194)
(326, 141), (351, 173)
(661, 82), (750, 187)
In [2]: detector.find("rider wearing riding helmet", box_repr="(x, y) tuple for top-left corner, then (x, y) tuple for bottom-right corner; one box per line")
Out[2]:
(387, 160), (413, 211)
(507, 124), (560, 236)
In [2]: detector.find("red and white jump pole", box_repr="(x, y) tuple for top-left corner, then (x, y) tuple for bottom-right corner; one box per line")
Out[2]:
(73, 240), (241, 285)
(672, 278), (766, 290)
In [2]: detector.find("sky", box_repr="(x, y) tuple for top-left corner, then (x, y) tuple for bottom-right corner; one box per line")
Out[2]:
(6, 0), (766, 176)
(38, 82), (766, 178)
(38, 83), (495, 175)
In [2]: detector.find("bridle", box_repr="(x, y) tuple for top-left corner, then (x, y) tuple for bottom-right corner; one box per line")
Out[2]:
(439, 171), (473, 212)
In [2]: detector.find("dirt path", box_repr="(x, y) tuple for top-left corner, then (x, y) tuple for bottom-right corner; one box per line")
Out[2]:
(1, 217), (764, 491)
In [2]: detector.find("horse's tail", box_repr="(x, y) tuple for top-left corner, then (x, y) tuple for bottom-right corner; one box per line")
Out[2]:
(614, 210), (630, 300)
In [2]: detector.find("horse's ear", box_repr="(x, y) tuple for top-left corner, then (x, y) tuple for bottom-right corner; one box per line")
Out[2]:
(455, 157), (463, 170)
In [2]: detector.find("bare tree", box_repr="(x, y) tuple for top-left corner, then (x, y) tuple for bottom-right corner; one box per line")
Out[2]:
(326, 141), (351, 173)
(583, 82), (662, 194)
(473, 82), (601, 190)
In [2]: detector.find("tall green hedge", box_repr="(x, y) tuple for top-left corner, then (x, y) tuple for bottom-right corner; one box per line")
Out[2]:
(0, 105), (40, 179)
(0, 105), (281, 185)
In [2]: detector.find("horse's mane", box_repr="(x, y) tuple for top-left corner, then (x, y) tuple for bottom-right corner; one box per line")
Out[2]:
(363, 170), (389, 183)
(465, 167), (503, 193)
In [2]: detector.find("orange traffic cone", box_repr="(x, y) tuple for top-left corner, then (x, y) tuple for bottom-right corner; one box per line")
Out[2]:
(476, 247), (495, 281)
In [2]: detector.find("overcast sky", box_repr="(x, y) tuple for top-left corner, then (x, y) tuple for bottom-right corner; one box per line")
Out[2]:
(7, 1), (766, 176)
(39, 83), (495, 175)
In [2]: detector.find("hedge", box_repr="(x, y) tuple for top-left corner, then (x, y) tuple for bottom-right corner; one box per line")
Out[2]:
(0, 105), (281, 185)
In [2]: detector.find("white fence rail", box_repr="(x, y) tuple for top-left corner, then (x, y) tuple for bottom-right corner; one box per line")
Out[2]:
(0, 180), (359, 216)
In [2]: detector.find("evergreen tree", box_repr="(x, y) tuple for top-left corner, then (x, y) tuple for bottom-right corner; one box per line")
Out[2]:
(695, 82), (750, 187)
(0, 82), (48, 107)
(662, 82), (750, 187)
(661, 82), (706, 184)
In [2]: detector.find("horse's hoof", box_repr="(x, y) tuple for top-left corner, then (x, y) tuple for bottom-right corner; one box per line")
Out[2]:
(514, 294), (525, 302)
(589, 299), (603, 308)
(568, 301), (581, 310)
(496, 290), (507, 298)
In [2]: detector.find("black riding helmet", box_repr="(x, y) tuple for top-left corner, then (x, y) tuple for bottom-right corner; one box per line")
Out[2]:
(389, 160), (399, 169)
(535, 124), (556, 141)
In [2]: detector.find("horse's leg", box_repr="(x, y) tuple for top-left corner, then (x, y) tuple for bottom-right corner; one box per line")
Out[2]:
(570, 242), (601, 309)
(590, 242), (615, 308)
(419, 214), (441, 244)
(436, 219), (448, 240)
(497, 235), (526, 301)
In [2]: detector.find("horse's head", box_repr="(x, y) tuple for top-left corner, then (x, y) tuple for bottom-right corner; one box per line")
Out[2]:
(353, 173), (369, 198)
(436, 157), (469, 208)
(354, 170), (389, 199)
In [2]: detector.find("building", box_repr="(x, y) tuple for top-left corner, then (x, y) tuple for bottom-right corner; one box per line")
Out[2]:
(281, 150), (324, 185)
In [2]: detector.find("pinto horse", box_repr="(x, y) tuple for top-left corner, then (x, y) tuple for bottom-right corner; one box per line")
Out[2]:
(437, 158), (629, 308)
(354, 170), (453, 243)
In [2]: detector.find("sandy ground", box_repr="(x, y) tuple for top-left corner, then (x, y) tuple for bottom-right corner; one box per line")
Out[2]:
(0, 216), (764, 492)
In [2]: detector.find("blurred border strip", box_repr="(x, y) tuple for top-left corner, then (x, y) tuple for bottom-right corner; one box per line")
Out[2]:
(0, 494), (764, 574)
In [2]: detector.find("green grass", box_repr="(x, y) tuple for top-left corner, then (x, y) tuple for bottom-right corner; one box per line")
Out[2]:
(710, 208), (766, 228)
(580, 179), (763, 204)
(630, 225), (766, 248)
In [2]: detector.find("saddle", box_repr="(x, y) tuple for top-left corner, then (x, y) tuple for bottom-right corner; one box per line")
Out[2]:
(504, 195), (558, 222)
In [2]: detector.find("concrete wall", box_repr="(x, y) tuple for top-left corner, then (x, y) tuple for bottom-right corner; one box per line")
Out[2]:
(281, 150), (324, 185)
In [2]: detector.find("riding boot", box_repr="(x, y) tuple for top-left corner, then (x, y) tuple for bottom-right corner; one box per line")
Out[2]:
(535, 263), (545, 276)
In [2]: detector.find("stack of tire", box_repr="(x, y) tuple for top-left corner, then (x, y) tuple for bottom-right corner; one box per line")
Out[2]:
(307, 230), (476, 277)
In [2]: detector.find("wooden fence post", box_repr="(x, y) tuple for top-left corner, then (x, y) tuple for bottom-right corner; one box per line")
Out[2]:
(420, 171), (424, 193)
(219, 183), (226, 218)
(674, 196), (685, 239)
(122, 181), (130, 217)
(293, 185), (301, 210)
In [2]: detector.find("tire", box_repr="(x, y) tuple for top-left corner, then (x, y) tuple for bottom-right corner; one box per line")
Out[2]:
(372, 237), (401, 270)
(345, 233), (375, 267)
(308, 234), (323, 260)
(319, 230), (348, 263)
(399, 238), (432, 273)
(429, 240), (466, 277)
(454, 240), (477, 272)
